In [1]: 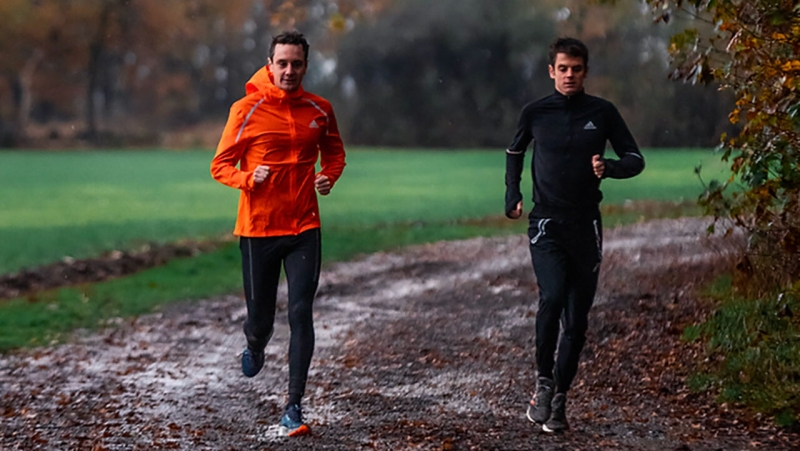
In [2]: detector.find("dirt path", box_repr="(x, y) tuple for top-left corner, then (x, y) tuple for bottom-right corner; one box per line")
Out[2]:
(0, 218), (795, 450)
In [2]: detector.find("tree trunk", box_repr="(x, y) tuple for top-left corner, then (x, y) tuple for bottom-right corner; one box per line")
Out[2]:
(86, 4), (113, 143)
(14, 49), (44, 144)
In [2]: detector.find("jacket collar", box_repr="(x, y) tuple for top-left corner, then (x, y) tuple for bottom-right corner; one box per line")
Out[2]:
(245, 66), (306, 100)
(553, 88), (587, 101)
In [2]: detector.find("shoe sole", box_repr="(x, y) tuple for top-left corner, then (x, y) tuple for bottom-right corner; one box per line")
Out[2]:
(526, 404), (549, 424)
(242, 368), (261, 378)
(542, 424), (568, 433)
(279, 424), (311, 437)
(241, 369), (262, 377)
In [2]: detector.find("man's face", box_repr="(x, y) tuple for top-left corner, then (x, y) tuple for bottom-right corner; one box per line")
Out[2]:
(269, 44), (307, 92)
(549, 53), (587, 96)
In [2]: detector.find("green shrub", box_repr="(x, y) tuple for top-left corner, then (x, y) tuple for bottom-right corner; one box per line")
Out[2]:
(688, 279), (800, 426)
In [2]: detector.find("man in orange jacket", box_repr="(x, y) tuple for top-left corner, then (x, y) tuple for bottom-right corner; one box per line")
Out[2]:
(210, 31), (346, 437)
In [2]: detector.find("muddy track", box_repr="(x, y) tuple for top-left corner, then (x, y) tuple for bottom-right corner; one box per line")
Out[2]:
(0, 218), (795, 450)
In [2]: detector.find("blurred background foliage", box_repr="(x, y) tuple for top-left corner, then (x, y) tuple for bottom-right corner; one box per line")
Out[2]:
(0, 0), (734, 149)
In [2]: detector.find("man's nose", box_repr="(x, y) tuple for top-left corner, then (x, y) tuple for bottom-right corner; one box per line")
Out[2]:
(286, 65), (295, 74)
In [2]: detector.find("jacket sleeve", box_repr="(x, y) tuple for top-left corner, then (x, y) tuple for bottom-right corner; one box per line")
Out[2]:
(505, 107), (532, 217)
(318, 106), (346, 186)
(602, 104), (645, 179)
(210, 103), (256, 191)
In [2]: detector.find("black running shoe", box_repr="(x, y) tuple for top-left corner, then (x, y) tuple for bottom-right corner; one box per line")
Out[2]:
(241, 347), (264, 378)
(543, 393), (569, 433)
(526, 377), (555, 424)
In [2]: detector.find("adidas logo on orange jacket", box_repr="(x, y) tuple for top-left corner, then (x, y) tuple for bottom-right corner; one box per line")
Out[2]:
(211, 67), (346, 237)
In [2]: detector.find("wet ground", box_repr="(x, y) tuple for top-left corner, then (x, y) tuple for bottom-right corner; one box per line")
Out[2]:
(0, 218), (796, 450)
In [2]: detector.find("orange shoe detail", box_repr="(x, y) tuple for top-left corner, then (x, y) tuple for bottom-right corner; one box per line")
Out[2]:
(287, 424), (311, 437)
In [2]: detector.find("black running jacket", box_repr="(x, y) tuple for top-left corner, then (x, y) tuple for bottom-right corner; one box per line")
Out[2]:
(505, 90), (644, 221)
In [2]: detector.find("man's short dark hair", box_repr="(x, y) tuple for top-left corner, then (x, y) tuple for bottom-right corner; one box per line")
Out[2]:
(269, 31), (309, 61)
(549, 37), (589, 67)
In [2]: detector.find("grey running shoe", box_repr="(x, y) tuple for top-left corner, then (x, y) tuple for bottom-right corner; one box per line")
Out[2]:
(543, 393), (569, 433)
(526, 377), (555, 424)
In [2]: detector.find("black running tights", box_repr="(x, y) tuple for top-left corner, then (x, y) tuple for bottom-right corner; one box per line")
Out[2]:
(528, 216), (602, 394)
(240, 229), (321, 404)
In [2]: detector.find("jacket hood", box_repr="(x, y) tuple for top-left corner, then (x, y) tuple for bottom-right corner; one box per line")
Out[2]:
(245, 66), (305, 99)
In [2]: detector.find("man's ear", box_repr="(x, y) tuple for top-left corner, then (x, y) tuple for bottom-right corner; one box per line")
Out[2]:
(548, 65), (556, 80)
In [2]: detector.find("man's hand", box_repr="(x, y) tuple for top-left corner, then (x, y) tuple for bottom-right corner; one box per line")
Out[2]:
(253, 165), (271, 184)
(315, 174), (332, 195)
(592, 155), (605, 179)
(507, 201), (523, 219)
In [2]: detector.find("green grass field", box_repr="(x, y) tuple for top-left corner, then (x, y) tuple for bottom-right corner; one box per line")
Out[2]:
(0, 147), (726, 275)
(0, 147), (728, 350)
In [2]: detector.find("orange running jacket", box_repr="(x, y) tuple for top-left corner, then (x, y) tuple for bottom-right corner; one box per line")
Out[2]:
(211, 67), (346, 237)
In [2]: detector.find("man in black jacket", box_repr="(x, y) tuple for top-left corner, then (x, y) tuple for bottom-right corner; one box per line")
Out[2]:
(505, 37), (645, 433)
